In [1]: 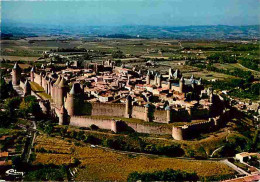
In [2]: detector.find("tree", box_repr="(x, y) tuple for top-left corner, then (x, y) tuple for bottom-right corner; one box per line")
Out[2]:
(4, 97), (21, 116)
(73, 158), (81, 166)
(112, 50), (125, 58)
(90, 124), (99, 130)
(19, 96), (42, 118)
(11, 156), (22, 168)
(127, 169), (199, 182)
(0, 77), (9, 99)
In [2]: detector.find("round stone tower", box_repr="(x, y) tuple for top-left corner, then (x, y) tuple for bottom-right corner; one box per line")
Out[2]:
(65, 83), (83, 116)
(53, 76), (61, 104)
(24, 79), (31, 96)
(157, 74), (162, 87)
(66, 84), (76, 116)
(144, 103), (151, 122)
(179, 76), (185, 93)
(146, 71), (150, 85)
(30, 66), (35, 82)
(111, 120), (118, 133)
(169, 68), (173, 78)
(172, 126), (184, 140)
(154, 73), (158, 86)
(165, 105), (172, 123)
(125, 95), (132, 118)
(39, 72), (43, 87)
(58, 105), (67, 125)
(12, 62), (21, 85)
(57, 77), (68, 108)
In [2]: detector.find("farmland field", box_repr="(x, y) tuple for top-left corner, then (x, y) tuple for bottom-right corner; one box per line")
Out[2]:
(214, 63), (260, 79)
(1, 38), (258, 82)
(33, 134), (235, 181)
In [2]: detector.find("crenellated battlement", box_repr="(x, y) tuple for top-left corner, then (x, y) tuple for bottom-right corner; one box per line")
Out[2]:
(172, 109), (231, 140)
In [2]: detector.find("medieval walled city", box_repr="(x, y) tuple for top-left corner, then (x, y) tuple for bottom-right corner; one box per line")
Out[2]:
(9, 60), (232, 140)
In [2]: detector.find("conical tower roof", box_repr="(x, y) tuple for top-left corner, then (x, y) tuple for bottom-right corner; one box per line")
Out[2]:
(198, 78), (202, 85)
(54, 76), (61, 85)
(60, 105), (66, 114)
(173, 69), (180, 78)
(165, 105), (171, 110)
(25, 79), (31, 88)
(69, 84), (76, 95)
(180, 76), (185, 82)
(13, 62), (21, 70)
(147, 70), (150, 76)
(58, 77), (67, 87)
(126, 95), (132, 101)
(30, 66), (35, 72)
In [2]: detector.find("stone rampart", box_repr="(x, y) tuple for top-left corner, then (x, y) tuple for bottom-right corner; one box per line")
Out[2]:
(172, 108), (231, 140)
(153, 109), (168, 123)
(69, 116), (172, 135)
(91, 102), (125, 117)
(70, 116), (114, 130)
(132, 105), (146, 121)
(34, 73), (42, 86)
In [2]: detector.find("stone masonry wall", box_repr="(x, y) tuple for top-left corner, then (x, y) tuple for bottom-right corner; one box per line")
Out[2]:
(153, 109), (168, 123)
(132, 106), (146, 121)
(34, 73), (41, 86)
(69, 116), (172, 135)
(91, 102), (125, 117)
(70, 116), (113, 130)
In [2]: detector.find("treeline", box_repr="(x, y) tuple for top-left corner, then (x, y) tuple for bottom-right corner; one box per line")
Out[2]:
(207, 65), (253, 81)
(204, 79), (260, 100)
(207, 53), (237, 63)
(24, 165), (67, 181)
(112, 50), (126, 58)
(49, 126), (185, 157)
(230, 83), (260, 101)
(231, 44), (259, 51)
(192, 63), (254, 81)
(238, 58), (260, 71)
(0, 94), (43, 128)
(99, 34), (133, 39)
(127, 169), (199, 182)
(52, 47), (88, 52)
(127, 168), (234, 182)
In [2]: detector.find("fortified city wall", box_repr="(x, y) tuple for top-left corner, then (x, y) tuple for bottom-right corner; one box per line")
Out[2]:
(69, 116), (172, 135)
(14, 70), (229, 140)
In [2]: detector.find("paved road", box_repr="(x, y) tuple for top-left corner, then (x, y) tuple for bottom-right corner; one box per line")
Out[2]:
(93, 145), (223, 161)
(21, 120), (37, 163)
(237, 63), (260, 73)
(221, 159), (250, 175)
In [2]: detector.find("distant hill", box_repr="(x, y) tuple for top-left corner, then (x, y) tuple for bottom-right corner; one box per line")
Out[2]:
(1, 24), (260, 40)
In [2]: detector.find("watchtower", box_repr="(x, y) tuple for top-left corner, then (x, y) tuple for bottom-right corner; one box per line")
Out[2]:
(12, 63), (21, 85)
(24, 79), (31, 96)
(179, 76), (185, 93)
(125, 95), (132, 118)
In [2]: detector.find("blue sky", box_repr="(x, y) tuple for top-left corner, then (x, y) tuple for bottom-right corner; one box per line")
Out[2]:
(2, 0), (260, 26)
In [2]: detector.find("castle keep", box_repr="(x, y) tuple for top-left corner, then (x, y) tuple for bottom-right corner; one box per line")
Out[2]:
(11, 62), (230, 140)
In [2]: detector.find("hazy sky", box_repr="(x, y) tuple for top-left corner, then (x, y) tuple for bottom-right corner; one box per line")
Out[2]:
(2, 0), (260, 26)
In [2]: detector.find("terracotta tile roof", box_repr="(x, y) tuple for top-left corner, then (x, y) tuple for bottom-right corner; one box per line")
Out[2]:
(223, 174), (260, 182)
(0, 152), (9, 157)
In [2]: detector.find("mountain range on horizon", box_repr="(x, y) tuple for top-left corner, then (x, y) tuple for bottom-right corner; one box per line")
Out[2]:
(2, 24), (260, 40)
